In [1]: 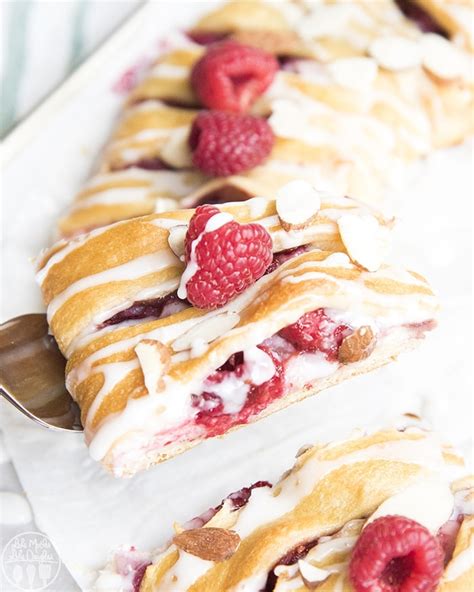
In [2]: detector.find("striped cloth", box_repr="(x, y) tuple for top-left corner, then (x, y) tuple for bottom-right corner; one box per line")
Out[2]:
(0, 0), (143, 138)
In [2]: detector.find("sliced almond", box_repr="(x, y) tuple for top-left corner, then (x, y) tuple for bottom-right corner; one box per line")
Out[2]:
(173, 528), (240, 562)
(328, 57), (378, 91)
(338, 326), (376, 364)
(205, 500), (239, 530)
(337, 213), (391, 272)
(160, 126), (193, 169)
(274, 563), (299, 578)
(298, 560), (331, 589)
(369, 36), (422, 71)
(276, 180), (321, 231)
(135, 339), (171, 394)
(172, 312), (240, 353)
(421, 33), (466, 80)
(168, 225), (188, 259)
(295, 443), (313, 458)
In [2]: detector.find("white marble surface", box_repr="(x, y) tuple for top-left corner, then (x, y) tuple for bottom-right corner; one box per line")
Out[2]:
(0, 2), (472, 592)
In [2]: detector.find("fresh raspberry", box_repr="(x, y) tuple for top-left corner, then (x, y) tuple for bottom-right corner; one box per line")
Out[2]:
(279, 309), (351, 360)
(349, 515), (444, 592)
(183, 206), (273, 308)
(191, 40), (278, 112)
(184, 204), (220, 261)
(189, 111), (274, 176)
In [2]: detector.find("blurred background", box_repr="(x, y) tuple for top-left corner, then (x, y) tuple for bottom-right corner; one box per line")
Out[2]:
(0, 0), (144, 138)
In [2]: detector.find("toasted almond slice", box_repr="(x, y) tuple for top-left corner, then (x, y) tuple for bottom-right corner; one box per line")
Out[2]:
(369, 36), (422, 71)
(173, 528), (240, 562)
(205, 500), (239, 530)
(168, 225), (188, 259)
(295, 443), (313, 458)
(172, 312), (240, 353)
(274, 563), (299, 578)
(135, 339), (171, 394)
(421, 33), (466, 80)
(337, 213), (391, 272)
(160, 126), (193, 169)
(276, 180), (321, 231)
(298, 560), (331, 588)
(328, 57), (378, 91)
(338, 326), (376, 364)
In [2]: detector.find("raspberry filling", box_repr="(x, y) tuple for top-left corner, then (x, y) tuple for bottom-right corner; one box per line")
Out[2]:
(264, 245), (309, 275)
(264, 539), (320, 591)
(112, 156), (175, 173)
(394, 0), (448, 35)
(184, 481), (272, 530)
(101, 292), (185, 328)
(190, 308), (352, 438)
(113, 547), (151, 592)
(437, 515), (463, 565)
(186, 31), (228, 46)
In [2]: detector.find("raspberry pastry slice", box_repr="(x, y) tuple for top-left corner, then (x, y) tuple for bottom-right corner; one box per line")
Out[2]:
(57, 0), (473, 238)
(94, 426), (474, 591)
(37, 184), (438, 476)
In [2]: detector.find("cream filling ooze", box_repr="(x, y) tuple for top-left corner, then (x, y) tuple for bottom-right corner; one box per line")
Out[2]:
(195, 346), (276, 415)
(85, 273), (434, 463)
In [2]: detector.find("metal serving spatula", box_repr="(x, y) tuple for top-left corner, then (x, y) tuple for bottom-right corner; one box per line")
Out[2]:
(0, 314), (83, 432)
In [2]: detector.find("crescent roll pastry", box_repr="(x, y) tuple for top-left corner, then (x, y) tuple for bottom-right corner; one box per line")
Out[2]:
(37, 184), (439, 476)
(57, 0), (473, 238)
(94, 426), (474, 591)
